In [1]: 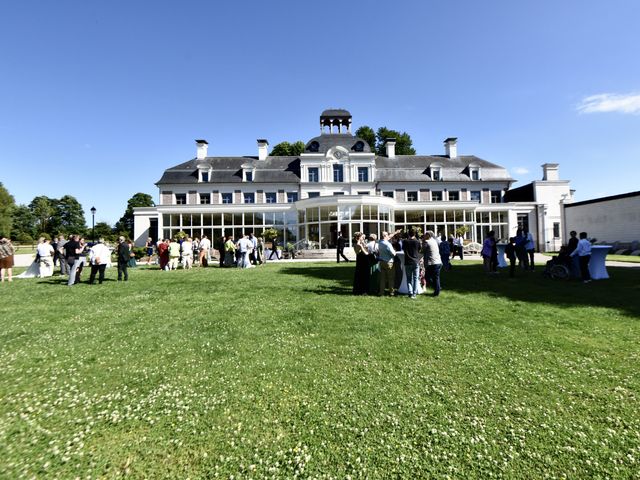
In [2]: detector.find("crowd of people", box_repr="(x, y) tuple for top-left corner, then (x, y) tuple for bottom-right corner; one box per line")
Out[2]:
(0, 235), (136, 286)
(350, 229), (450, 299)
(150, 233), (274, 271)
(2, 226), (598, 291)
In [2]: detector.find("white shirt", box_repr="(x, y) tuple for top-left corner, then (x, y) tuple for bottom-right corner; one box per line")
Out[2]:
(181, 241), (193, 255)
(89, 242), (111, 265)
(453, 236), (463, 247)
(571, 238), (592, 257)
(238, 237), (253, 253)
(199, 238), (211, 250)
(367, 240), (379, 255)
(37, 242), (54, 257)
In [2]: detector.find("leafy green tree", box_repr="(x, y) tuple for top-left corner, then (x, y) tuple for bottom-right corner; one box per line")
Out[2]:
(354, 126), (416, 156)
(354, 126), (376, 152)
(52, 195), (87, 235)
(270, 141), (305, 156)
(115, 193), (155, 238)
(10, 205), (36, 240)
(375, 127), (416, 156)
(29, 196), (54, 235)
(0, 182), (15, 237)
(93, 221), (115, 241)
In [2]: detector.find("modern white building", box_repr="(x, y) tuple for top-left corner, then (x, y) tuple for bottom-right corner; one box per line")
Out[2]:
(134, 109), (572, 252)
(564, 191), (640, 246)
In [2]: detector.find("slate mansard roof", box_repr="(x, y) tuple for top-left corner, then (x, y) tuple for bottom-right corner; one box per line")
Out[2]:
(156, 133), (513, 186)
(157, 156), (302, 185)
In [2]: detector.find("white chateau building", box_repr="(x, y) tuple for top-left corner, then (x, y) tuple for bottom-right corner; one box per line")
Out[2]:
(134, 109), (572, 251)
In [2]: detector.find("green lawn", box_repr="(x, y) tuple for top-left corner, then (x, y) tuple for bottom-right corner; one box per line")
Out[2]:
(1, 262), (639, 478)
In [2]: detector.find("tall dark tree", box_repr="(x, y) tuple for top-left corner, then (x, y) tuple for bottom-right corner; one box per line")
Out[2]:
(270, 141), (305, 156)
(0, 182), (15, 237)
(354, 126), (376, 152)
(29, 196), (54, 235)
(115, 193), (155, 238)
(52, 195), (87, 235)
(10, 205), (36, 241)
(375, 127), (416, 156)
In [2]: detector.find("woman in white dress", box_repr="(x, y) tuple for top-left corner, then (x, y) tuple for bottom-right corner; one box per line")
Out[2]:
(36, 237), (55, 277)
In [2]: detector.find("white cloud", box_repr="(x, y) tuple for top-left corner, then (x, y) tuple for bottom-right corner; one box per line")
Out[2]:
(512, 167), (529, 175)
(577, 92), (640, 115)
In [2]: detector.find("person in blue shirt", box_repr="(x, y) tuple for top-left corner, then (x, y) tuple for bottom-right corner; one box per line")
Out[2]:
(570, 232), (592, 283)
(377, 231), (396, 296)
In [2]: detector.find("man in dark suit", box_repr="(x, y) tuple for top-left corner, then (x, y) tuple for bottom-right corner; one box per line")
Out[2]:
(269, 236), (279, 260)
(116, 236), (130, 281)
(336, 232), (349, 262)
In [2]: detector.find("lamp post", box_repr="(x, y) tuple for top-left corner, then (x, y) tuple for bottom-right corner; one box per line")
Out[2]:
(90, 206), (96, 242)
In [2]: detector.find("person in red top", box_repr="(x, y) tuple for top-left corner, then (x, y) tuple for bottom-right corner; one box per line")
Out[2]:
(157, 239), (170, 271)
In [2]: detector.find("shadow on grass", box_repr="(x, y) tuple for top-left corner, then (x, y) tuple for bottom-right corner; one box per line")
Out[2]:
(279, 262), (640, 317)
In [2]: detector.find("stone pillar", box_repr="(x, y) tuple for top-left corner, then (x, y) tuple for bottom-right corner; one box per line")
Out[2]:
(188, 191), (197, 204)
(419, 189), (429, 201)
(234, 190), (242, 204)
(212, 191), (220, 204)
(161, 191), (172, 205)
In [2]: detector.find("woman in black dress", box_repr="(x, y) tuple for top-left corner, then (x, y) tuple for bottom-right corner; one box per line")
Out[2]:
(352, 232), (371, 295)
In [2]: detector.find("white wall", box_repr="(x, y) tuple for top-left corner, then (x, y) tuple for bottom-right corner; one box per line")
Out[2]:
(565, 194), (640, 244)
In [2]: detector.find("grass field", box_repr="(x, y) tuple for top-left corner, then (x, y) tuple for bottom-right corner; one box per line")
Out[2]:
(1, 261), (639, 478)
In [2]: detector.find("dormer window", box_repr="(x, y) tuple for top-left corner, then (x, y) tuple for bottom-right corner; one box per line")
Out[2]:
(200, 171), (209, 183)
(430, 164), (442, 181)
(469, 165), (481, 181)
(245, 171), (253, 182)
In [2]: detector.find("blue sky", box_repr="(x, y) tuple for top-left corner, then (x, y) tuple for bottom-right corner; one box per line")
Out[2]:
(1, 1), (639, 225)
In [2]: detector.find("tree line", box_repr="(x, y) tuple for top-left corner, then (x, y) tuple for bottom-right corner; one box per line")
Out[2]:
(0, 183), (154, 244)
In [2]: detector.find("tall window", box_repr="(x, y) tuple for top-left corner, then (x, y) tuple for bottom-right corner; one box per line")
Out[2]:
(470, 191), (481, 202)
(333, 164), (344, 182)
(265, 192), (277, 204)
(431, 191), (442, 201)
(244, 192), (255, 204)
(175, 193), (187, 205)
(287, 192), (299, 203)
(200, 193), (210, 204)
(407, 191), (418, 202)
(448, 191), (459, 201)
(553, 222), (560, 238)
(221, 193), (233, 204)
(308, 167), (319, 183)
(358, 167), (369, 182)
